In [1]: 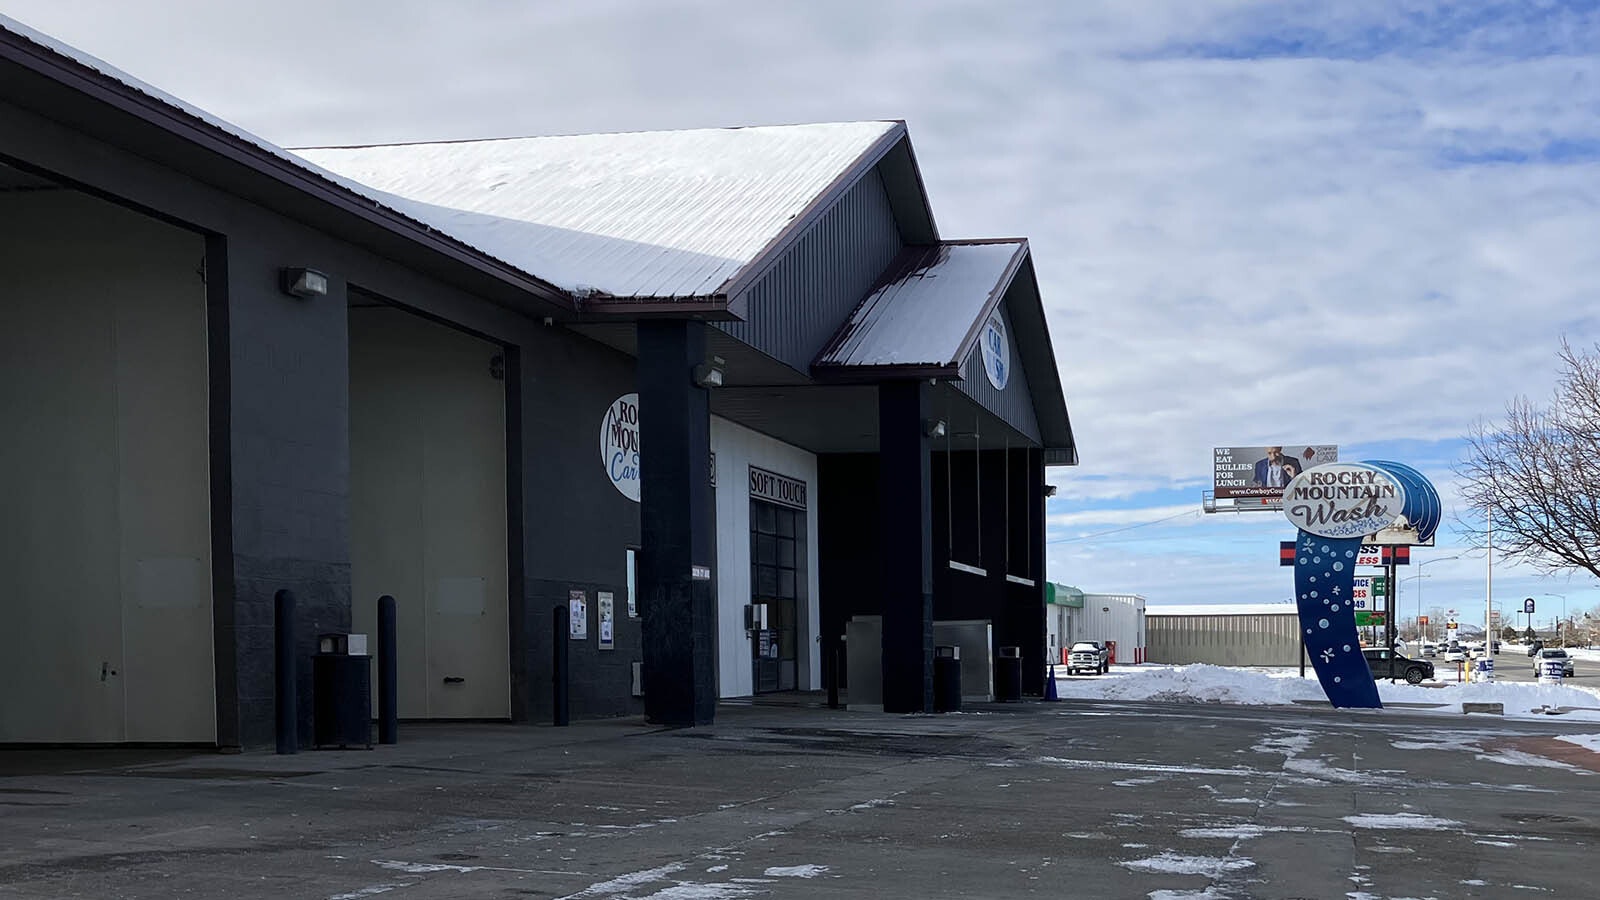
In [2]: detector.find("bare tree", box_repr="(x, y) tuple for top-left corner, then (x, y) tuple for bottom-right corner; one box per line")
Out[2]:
(1457, 340), (1600, 578)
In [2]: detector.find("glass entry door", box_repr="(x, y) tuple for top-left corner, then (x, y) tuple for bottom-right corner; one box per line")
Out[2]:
(751, 499), (800, 693)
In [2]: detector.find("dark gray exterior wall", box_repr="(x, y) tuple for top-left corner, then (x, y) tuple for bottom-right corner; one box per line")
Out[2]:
(955, 292), (1043, 444)
(0, 98), (643, 746)
(818, 446), (1046, 695)
(719, 168), (903, 374)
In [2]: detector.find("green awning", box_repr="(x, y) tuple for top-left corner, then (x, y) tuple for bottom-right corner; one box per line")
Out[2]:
(1046, 583), (1084, 608)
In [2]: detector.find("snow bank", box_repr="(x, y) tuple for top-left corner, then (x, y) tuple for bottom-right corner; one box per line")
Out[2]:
(1052, 664), (1600, 720)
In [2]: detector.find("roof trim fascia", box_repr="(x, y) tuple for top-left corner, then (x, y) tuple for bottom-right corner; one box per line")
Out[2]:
(810, 362), (961, 383)
(0, 24), (578, 313)
(1007, 253), (1078, 466)
(574, 298), (741, 321)
(713, 122), (909, 305)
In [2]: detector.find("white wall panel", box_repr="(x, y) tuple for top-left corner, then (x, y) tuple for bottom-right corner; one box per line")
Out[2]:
(710, 417), (820, 698)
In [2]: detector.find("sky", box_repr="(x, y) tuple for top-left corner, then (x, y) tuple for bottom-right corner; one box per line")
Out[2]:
(7, 0), (1599, 622)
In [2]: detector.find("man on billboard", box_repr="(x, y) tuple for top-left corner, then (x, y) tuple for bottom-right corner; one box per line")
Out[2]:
(1253, 446), (1303, 490)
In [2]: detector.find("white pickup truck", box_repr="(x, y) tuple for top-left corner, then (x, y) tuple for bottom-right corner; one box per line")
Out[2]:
(1067, 641), (1110, 676)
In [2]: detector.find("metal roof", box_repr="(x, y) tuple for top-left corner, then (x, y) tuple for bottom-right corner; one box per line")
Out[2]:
(814, 240), (1027, 375)
(1147, 604), (1300, 617)
(297, 122), (902, 303)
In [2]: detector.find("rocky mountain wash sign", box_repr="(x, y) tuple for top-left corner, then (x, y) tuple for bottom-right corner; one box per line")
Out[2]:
(1282, 463), (1406, 539)
(601, 393), (641, 501)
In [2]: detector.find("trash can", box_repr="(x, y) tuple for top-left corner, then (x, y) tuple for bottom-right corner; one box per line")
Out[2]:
(995, 646), (1022, 702)
(1472, 657), (1495, 683)
(313, 634), (373, 749)
(934, 646), (961, 713)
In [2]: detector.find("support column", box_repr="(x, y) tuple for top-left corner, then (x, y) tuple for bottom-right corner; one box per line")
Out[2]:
(878, 380), (934, 713)
(637, 321), (717, 727)
(1024, 447), (1047, 694)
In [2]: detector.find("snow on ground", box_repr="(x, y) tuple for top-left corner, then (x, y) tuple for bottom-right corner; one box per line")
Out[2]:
(1556, 733), (1600, 754)
(1052, 664), (1600, 721)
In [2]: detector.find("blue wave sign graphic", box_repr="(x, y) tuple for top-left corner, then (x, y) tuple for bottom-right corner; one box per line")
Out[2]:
(1294, 534), (1382, 708)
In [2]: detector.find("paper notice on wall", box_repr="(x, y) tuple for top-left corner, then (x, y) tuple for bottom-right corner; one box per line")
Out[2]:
(598, 592), (615, 650)
(569, 590), (588, 640)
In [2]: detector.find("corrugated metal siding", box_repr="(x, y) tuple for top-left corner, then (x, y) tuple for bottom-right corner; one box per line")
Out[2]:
(719, 169), (903, 373)
(1146, 614), (1303, 666)
(956, 299), (1042, 443)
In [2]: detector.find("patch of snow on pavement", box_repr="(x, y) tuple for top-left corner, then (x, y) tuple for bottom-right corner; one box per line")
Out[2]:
(373, 861), (480, 875)
(329, 885), (412, 900)
(1149, 889), (1230, 900)
(633, 885), (761, 900)
(1119, 853), (1255, 877)
(1474, 749), (1584, 771)
(1179, 825), (1314, 840)
(1555, 733), (1600, 753)
(763, 866), (829, 878)
(1343, 813), (1461, 831)
(556, 863), (687, 898)
(1052, 664), (1600, 720)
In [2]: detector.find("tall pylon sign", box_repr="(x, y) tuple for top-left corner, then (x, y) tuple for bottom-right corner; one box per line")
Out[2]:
(1283, 460), (1441, 708)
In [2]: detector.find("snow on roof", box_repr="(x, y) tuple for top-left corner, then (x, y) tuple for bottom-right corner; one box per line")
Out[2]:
(1146, 604), (1301, 617)
(815, 241), (1026, 370)
(297, 122), (901, 301)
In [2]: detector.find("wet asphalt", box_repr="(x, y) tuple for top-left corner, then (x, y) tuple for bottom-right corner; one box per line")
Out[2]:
(2, 696), (1597, 899)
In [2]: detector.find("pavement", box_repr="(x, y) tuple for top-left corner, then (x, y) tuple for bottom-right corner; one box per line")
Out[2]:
(4, 695), (1600, 899)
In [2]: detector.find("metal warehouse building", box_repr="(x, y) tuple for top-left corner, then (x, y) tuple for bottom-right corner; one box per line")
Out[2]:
(0, 17), (1077, 748)
(1146, 604), (1302, 667)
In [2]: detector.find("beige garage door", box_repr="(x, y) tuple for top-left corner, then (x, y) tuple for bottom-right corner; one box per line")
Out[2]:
(350, 305), (510, 719)
(0, 190), (214, 743)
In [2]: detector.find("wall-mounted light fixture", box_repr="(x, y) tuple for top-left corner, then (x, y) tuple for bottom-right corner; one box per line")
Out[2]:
(693, 355), (726, 389)
(924, 418), (947, 439)
(1044, 484), (1058, 498)
(280, 267), (329, 299)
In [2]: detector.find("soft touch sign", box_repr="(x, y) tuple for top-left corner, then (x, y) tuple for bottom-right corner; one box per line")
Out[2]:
(1282, 463), (1406, 539)
(601, 393), (641, 502)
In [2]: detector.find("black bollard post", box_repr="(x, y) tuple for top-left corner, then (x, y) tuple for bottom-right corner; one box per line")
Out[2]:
(274, 589), (298, 755)
(826, 638), (840, 710)
(378, 595), (398, 745)
(553, 605), (570, 727)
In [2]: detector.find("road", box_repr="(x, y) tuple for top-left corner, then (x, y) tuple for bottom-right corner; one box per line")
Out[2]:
(1396, 648), (1586, 685)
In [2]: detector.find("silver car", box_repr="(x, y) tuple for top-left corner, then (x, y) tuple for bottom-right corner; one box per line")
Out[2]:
(1533, 648), (1575, 677)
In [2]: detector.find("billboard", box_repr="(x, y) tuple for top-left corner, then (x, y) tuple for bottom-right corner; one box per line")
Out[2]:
(1214, 445), (1338, 501)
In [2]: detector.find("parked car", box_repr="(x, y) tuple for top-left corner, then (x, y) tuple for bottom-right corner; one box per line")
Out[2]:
(1363, 648), (1434, 685)
(1067, 641), (1110, 676)
(1420, 641), (1439, 658)
(1442, 643), (1466, 662)
(1532, 648), (1575, 677)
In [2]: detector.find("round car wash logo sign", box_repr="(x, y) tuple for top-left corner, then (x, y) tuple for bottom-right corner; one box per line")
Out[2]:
(1282, 462), (1406, 538)
(981, 312), (1009, 390)
(601, 393), (640, 502)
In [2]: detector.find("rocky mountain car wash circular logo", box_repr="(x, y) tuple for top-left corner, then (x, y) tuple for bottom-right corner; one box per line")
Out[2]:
(981, 312), (1009, 390)
(601, 393), (641, 502)
(1282, 462), (1406, 539)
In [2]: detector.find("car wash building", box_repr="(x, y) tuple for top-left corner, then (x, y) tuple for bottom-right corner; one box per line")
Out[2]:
(0, 17), (1076, 748)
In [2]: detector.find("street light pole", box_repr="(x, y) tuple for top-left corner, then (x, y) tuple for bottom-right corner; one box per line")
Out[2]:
(1409, 555), (1461, 642)
(1545, 593), (1568, 642)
